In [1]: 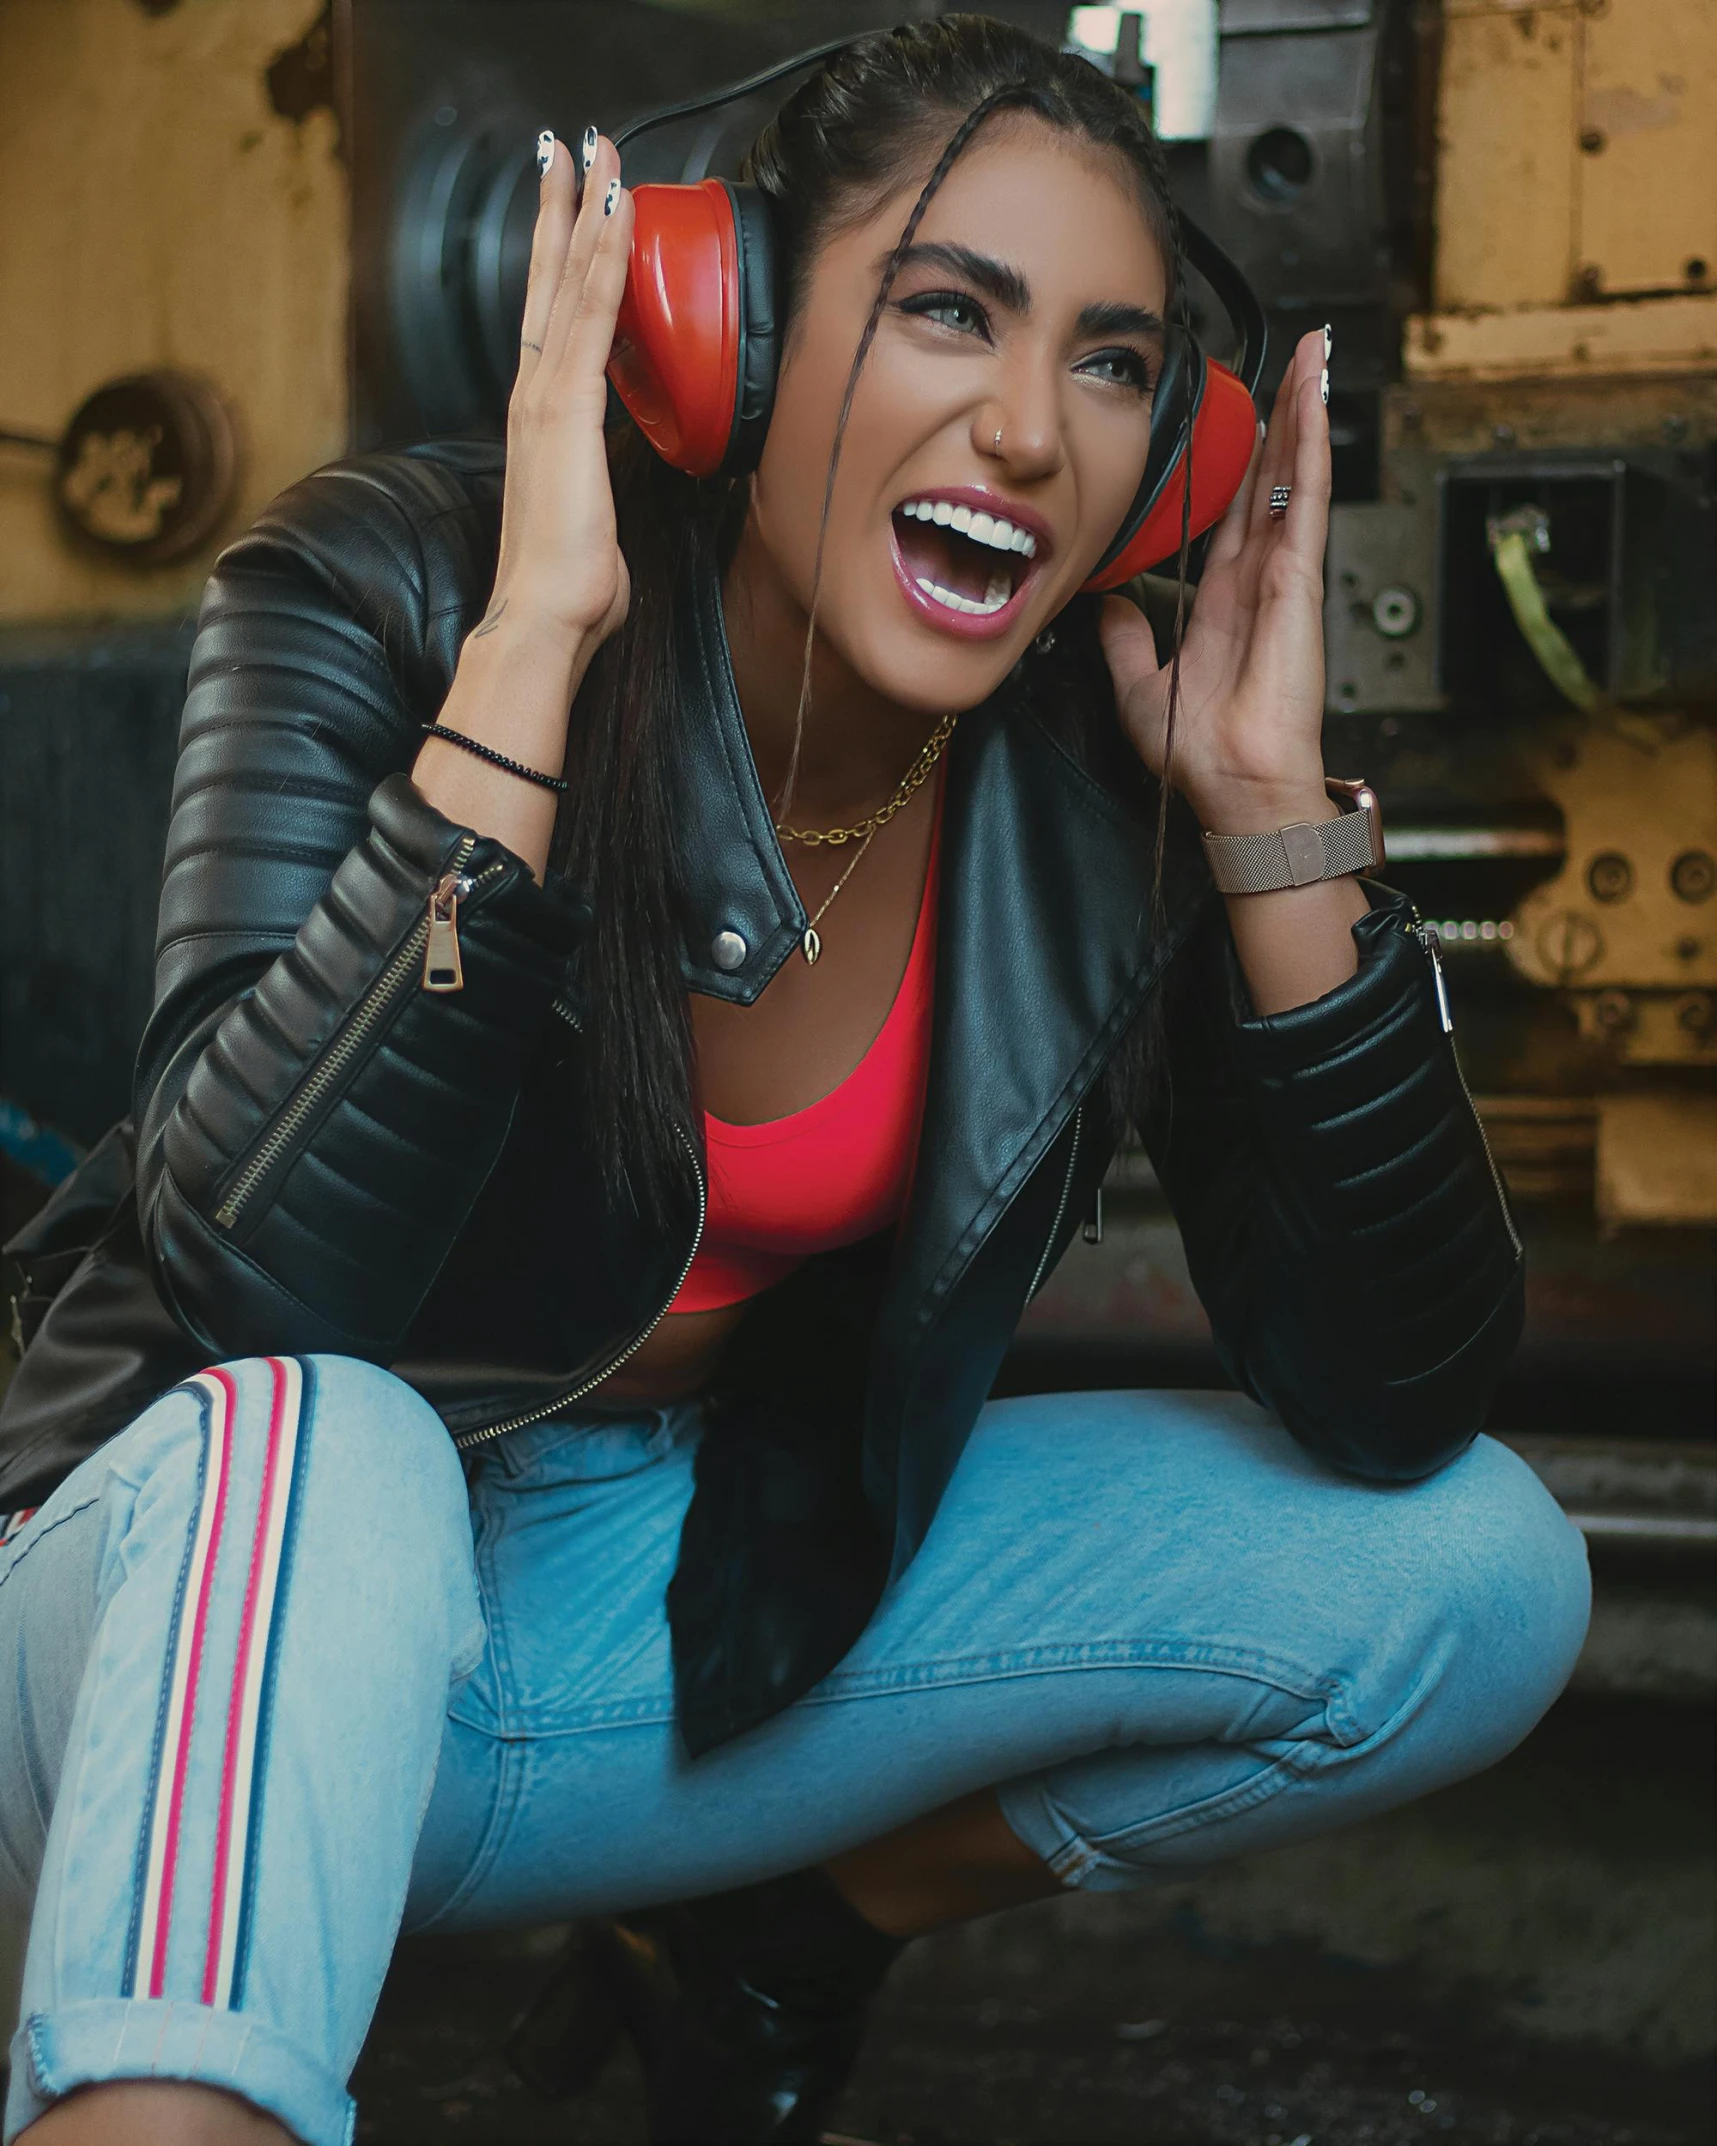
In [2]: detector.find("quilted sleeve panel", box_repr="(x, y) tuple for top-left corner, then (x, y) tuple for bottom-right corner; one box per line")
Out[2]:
(133, 448), (588, 1360)
(1141, 889), (1523, 1480)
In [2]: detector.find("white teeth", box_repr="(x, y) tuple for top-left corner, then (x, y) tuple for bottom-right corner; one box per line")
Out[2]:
(898, 497), (1038, 559)
(915, 574), (1010, 617)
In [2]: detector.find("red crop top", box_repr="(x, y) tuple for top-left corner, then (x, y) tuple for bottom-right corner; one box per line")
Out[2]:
(668, 796), (942, 1315)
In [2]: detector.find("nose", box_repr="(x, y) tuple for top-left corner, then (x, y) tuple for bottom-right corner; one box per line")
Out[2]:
(975, 347), (1066, 483)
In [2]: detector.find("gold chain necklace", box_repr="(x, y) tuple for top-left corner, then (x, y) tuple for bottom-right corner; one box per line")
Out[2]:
(776, 711), (957, 965)
(776, 709), (958, 849)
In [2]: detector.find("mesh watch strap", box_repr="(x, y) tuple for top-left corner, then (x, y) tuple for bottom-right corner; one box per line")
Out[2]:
(1202, 781), (1384, 894)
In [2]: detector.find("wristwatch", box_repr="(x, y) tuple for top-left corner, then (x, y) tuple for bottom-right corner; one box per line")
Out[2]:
(1202, 777), (1385, 895)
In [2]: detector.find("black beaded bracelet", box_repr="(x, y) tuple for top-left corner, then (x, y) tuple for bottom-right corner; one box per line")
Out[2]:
(421, 723), (568, 793)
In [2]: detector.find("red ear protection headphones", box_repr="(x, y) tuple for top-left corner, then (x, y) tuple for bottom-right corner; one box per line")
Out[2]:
(602, 40), (1268, 589)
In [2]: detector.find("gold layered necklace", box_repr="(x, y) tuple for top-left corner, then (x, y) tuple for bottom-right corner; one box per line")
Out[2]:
(776, 708), (958, 965)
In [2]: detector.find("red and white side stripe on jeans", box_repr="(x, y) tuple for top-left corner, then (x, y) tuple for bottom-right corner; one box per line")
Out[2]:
(127, 1355), (306, 2009)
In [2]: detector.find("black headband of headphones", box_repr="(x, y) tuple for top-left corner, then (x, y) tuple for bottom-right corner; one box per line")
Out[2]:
(611, 32), (1266, 396)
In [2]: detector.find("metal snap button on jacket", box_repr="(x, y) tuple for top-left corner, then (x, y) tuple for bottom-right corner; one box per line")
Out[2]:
(711, 929), (748, 971)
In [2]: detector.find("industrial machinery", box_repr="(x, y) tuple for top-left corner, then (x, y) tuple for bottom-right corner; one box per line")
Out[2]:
(2, 3), (1713, 1650)
(345, 0), (1717, 1228)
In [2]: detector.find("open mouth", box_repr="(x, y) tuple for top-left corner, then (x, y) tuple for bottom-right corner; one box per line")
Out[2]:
(890, 494), (1045, 627)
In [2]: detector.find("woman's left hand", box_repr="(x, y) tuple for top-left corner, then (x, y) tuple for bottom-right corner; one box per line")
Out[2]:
(1099, 328), (1331, 833)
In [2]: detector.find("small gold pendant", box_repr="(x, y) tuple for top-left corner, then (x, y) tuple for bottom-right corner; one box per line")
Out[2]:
(802, 926), (822, 966)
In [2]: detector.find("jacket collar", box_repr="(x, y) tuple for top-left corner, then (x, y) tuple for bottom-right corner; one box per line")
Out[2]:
(862, 698), (1211, 1558)
(671, 557), (807, 1004)
(669, 545), (1209, 1233)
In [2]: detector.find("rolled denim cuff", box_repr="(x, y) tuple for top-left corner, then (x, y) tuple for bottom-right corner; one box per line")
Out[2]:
(8, 1997), (355, 2146)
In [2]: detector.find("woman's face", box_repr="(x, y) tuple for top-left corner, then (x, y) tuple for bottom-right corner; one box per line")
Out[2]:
(747, 116), (1169, 713)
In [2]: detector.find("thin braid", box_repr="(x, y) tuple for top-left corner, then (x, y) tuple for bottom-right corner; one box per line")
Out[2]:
(1152, 200), (1195, 921)
(774, 82), (1047, 824)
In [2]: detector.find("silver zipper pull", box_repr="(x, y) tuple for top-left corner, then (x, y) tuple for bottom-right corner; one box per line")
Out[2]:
(424, 872), (464, 992)
(1418, 921), (1453, 1033)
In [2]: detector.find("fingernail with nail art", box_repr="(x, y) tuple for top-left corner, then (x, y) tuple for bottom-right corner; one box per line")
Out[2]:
(603, 177), (620, 216)
(581, 125), (598, 173)
(1323, 322), (1333, 361)
(536, 131), (554, 179)
(1320, 366), (1330, 406)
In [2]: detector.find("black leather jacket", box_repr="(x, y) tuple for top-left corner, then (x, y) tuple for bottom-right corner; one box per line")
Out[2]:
(0, 442), (1524, 1754)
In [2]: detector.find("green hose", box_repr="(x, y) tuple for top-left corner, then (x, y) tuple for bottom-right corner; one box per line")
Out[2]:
(1487, 507), (1600, 713)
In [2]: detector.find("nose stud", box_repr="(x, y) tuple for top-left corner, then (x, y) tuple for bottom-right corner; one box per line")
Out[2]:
(993, 425), (1003, 455)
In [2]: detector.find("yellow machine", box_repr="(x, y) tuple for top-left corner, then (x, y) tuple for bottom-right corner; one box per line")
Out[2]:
(1380, 0), (1717, 1229)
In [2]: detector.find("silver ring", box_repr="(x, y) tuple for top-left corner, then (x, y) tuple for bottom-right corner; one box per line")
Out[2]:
(1269, 485), (1292, 519)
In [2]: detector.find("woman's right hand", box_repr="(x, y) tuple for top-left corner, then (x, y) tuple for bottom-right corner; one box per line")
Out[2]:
(413, 132), (634, 876)
(488, 130), (635, 654)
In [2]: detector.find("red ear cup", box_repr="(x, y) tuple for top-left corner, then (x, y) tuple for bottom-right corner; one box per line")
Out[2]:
(608, 179), (743, 479)
(1082, 359), (1258, 593)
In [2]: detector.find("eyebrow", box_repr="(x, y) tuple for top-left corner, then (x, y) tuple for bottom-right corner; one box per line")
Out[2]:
(895, 241), (1030, 314)
(1074, 297), (1166, 343)
(890, 242), (1164, 343)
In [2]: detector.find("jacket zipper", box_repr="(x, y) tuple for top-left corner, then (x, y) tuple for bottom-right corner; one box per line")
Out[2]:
(1411, 917), (1523, 1259)
(452, 1116), (707, 1451)
(214, 840), (497, 1231)
(1027, 1104), (1082, 1299)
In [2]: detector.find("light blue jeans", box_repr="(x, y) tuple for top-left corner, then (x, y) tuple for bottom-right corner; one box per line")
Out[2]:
(0, 1355), (1590, 2145)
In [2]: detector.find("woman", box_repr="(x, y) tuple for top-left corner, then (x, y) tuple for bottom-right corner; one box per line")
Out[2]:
(0, 18), (1588, 2145)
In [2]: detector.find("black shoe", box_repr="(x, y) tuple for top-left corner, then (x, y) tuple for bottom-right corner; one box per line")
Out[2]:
(620, 1869), (906, 2144)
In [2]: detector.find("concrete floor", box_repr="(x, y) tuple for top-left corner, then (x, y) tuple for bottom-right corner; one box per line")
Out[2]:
(350, 1695), (1714, 2145)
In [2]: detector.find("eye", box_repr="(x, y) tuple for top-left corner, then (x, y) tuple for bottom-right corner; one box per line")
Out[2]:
(1076, 346), (1155, 394)
(896, 288), (992, 340)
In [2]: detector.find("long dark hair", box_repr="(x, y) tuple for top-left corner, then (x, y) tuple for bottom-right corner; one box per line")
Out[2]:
(552, 15), (1183, 1215)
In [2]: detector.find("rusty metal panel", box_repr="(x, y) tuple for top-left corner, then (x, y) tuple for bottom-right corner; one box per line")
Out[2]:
(1386, 371), (1717, 455)
(1434, 3), (1580, 311)
(1597, 1094), (1717, 1223)
(1324, 501), (1445, 713)
(1405, 292), (1717, 378)
(1507, 727), (1717, 993)
(1576, 0), (1717, 300)
(0, 0), (348, 627)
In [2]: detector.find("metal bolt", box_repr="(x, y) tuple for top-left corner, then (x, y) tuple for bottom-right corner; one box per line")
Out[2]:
(1676, 935), (1703, 961)
(1592, 989), (1634, 1032)
(1586, 851), (1633, 904)
(1539, 911), (1603, 974)
(1579, 128), (1606, 155)
(1670, 849), (1715, 903)
(1492, 423), (1517, 447)
(1371, 585), (1420, 638)
(1675, 993), (1717, 1039)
